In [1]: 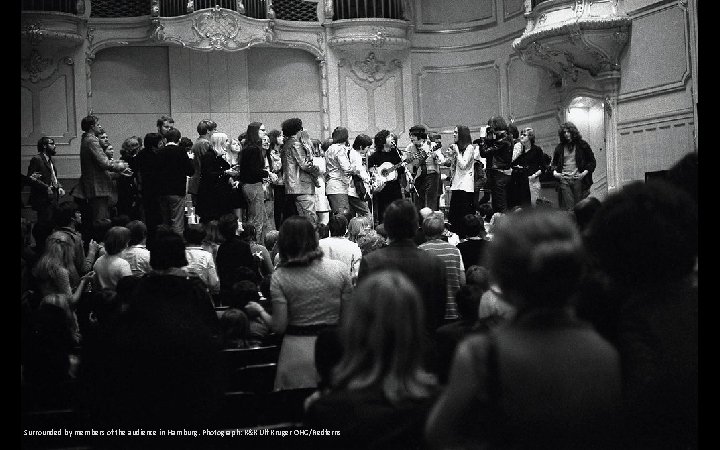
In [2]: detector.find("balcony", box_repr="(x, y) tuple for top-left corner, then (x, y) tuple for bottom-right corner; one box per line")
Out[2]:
(325, 0), (409, 50)
(513, 0), (631, 83)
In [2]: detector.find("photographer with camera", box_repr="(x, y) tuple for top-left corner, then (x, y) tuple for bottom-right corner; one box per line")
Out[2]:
(479, 116), (514, 213)
(405, 125), (446, 211)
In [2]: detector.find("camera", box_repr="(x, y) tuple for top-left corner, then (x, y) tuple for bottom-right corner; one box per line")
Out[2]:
(485, 127), (495, 140)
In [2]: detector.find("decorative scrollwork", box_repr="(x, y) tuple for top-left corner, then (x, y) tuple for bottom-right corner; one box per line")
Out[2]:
(191, 6), (241, 50)
(22, 49), (53, 83)
(350, 52), (400, 83)
(76, 0), (85, 15)
(371, 28), (388, 48)
(187, 1), (194, 13)
(23, 22), (44, 47)
(575, 0), (584, 16)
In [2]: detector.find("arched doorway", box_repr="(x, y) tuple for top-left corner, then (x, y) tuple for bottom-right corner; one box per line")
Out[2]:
(565, 96), (607, 201)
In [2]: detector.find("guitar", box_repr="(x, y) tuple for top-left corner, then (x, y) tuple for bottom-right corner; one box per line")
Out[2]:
(370, 161), (408, 193)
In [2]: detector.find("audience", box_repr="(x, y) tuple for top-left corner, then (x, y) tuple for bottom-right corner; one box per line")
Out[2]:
(304, 270), (439, 449)
(358, 199), (447, 333)
(122, 220), (151, 276)
(21, 117), (697, 449)
(419, 211), (465, 321)
(426, 208), (622, 449)
(583, 179), (698, 449)
(92, 226), (132, 291)
(245, 215), (353, 390)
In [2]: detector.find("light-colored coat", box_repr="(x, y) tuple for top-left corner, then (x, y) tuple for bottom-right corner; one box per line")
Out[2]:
(80, 132), (116, 198)
(281, 136), (319, 195)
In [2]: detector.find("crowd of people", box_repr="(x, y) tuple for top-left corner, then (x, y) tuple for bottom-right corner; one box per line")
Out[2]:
(20, 112), (697, 448)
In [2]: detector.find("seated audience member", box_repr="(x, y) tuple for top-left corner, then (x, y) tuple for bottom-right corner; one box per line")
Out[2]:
(572, 196), (601, 234)
(317, 223), (330, 240)
(456, 213), (488, 268)
(304, 270), (439, 449)
(92, 226), (132, 291)
(434, 284), (484, 384)
(215, 213), (257, 306)
(264, 229), (280, 266)
(183, 223), (220, 294)
(347, 215), (371, 243)
(419, 212), (465, 321)
(358, 199), (447, 333)
(485, 211), (506, 240)
(227, 280), (269, 346)
(413, 207), (434, 246)
(465, 264), (490, 290)
(22, 297), (79, 386)
(110, 214), (131, 228)
(90, 218), (114, 259)
(201, 219), (223, 263)
(245, 215), (353, 390)
(583, 179), (698, 450)
(319, 213), (363, 279)
(51, 201), (94, 276)
(356, 230), (386, 256)
(426, 209), (622, 450)
(219, 308), (252, 349)
(32, 233), (94, 312)
(121, 220), (151, 277)
(238, 223), (274, 279)
(97, 231), (222, 429)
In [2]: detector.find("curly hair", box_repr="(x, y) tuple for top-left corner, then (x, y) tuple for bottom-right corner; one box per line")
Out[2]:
(281, 118), (303, 138)
(558, 122), (582, 144)
(373, 129), (391, 151)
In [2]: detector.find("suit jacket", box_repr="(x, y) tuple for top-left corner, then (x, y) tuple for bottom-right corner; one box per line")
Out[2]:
(80, 132), (117, 198)
(188, 135), (211, 195)
(27, 153), (59, 209)
(358, 239), (447, 332)
(157, 143), (194, 196)
(552, 139), (596, 191)
(281, 137), (319, 195)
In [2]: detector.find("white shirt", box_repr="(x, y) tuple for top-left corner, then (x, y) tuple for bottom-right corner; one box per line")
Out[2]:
(319, 236), (363, 278)
(347, 148), (371, 199)
(449, 144), (478, 192)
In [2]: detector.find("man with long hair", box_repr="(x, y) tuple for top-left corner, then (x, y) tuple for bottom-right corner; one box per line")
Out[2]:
(551, 121), (596, 210)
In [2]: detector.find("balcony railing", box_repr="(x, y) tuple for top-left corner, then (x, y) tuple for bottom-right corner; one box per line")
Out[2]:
(333, 0), (403, 20)
(160, 1), (267, 19)
(21, 0), (78, 14)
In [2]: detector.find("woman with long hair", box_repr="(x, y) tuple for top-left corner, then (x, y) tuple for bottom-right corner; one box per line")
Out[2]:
(197, 132), (237, 223)
(266, 129), (286, 229)
(447, 125), (478, 234)
(245, 215), (353, 390)
(238, 122), (269, 244)
(304, 270), (438, 448)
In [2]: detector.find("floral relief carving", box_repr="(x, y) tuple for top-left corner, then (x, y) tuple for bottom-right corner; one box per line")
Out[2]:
(24, 22), (44, 47)
(191, 6), (241, 50)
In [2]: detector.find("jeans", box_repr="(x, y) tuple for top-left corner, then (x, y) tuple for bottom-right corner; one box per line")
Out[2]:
(529, 176), (542, 207)
(348, 195), (371, 218)
(559, 177), (588, 210)
(160, 194), (186, 236)
(242, 182), (266, 243)
(414, 172), (440, 211)
(291, 194), (317, 225)
(327, 193), (350, 217)
(487, 169), (511, 213)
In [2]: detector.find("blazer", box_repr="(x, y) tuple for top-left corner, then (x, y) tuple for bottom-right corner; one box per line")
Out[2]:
(358, 239), (447, 332)
(281, 137), (319, 195)
(27, 153), (60, 209)
(551, 139), (596, 191)
(157, 143), (194, 196)
(187, 136), (211, 195)
(80, 132), (117, 198)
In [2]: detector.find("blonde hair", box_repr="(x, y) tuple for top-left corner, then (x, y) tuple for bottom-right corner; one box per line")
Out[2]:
(210, 132), (229, 154)
(332, 270), (436, 404)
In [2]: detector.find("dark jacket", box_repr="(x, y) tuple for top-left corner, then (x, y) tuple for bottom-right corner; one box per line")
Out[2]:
(480, 135), (514, 171)
(197, 150), (233, 222)
(216, 236), (259, 304)
(157, 143), (194, 196)
(238, 144), (268, 184)
(552, 139), (596, 191)
(358, 239), (447, 332)
(134, 146), (162, 197)
(27, 153), (59, 210)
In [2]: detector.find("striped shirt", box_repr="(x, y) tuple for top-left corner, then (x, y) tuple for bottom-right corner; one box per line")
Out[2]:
(419, 239), (466, 320)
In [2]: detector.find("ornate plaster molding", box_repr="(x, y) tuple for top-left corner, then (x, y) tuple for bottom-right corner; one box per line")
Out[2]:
(326, 19), (410, 50)
(22, 49), (54, 83)
(21, 13), (85, 48)
(345, 52), (402, 84)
